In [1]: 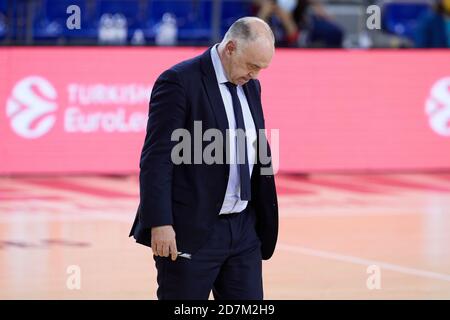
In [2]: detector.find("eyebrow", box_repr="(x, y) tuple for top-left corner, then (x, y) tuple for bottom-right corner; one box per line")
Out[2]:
(249, 63), (262, 69)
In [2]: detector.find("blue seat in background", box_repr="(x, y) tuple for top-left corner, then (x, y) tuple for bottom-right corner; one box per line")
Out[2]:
(97, 0), (141, 24)
(0, 0), (6, 13)
(146, 0), (212, 43)
(382, 2), (432, 40)
(33, 0), (97, 39)
(97, 0), (143, 40)
(0, 0), (7, 39)
(27, 0), (255, 44)
(220, 0), (252, 37)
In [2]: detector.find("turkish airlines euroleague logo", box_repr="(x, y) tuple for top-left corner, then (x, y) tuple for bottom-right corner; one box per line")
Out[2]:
(6, 76), (58, 139)
(426, 77), (450, 136)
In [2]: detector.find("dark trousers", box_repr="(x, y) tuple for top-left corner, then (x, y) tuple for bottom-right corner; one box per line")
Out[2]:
(154, 203), (263, 300)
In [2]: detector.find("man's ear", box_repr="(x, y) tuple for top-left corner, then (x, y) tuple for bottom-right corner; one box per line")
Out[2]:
(225, 40), (236, 56)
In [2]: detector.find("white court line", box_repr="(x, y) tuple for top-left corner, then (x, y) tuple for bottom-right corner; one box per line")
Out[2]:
(278, 243), (450, 283)
(2, 213), (450, 283)
(0, 212), (133, 223)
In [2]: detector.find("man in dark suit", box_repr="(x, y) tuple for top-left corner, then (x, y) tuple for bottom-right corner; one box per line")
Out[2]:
(129, 17), (279, 300)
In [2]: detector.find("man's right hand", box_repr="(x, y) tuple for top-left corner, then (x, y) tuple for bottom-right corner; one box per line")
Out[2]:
(151, 225), (178, 261)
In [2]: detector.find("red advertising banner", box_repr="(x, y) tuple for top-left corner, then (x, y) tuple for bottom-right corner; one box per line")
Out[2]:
(0, 47), (449, 174)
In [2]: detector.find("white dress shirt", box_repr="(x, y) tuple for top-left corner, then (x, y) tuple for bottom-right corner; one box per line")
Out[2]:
(210, 45), (257, 214)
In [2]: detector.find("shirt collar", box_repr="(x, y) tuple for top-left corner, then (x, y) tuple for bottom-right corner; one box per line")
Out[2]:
(210, 44), (229, 85)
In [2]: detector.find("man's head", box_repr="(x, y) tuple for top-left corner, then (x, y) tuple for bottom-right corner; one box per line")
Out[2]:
(218, 17), (275, 86)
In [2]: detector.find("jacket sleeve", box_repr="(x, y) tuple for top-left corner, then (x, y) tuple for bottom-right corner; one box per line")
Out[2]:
(138, 69), (187, 229)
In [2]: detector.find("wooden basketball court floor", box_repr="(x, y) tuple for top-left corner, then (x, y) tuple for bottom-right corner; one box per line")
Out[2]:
(1, 173), (450, 299)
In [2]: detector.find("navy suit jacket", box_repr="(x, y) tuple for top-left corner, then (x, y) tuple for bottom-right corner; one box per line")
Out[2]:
(129, 47), (279, 260)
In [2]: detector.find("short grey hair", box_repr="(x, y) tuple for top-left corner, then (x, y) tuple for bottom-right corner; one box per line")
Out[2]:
(222, 17), (275, 46)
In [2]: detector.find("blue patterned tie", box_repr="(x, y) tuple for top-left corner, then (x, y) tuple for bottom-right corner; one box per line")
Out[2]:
(225, 82), (251, 201)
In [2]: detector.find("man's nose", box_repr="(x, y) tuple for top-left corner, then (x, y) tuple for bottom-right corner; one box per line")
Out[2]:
(249, 71), (259, 79)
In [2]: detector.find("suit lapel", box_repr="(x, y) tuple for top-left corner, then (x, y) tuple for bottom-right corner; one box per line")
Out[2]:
(200, 47), (229, 139)
(243, 82), (264, 131)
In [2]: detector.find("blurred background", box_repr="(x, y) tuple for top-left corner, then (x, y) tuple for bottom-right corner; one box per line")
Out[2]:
(0, 0), (449, 48)
(1, 0), (450, 299)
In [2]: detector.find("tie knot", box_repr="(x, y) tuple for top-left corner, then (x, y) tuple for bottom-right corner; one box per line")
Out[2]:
(225, 81), (237, 91)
